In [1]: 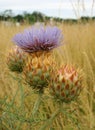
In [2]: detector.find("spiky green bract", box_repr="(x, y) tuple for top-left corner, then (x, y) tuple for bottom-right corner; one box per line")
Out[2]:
(7, 46), (27, 73)
(49, 65), (83, 103)
(23, 51), (55, 92)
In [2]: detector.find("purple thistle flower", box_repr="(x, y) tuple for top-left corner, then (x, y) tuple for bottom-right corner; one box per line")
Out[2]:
(12, 26), (63, 53)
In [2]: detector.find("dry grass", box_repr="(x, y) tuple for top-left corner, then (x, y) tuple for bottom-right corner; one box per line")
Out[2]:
(0, 22), (95, 129)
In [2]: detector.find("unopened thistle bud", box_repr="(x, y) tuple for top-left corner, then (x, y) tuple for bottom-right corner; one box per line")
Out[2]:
(7, 46), (27, 73)
(23, 51), (55, 91)
(50, 65), (83, 103)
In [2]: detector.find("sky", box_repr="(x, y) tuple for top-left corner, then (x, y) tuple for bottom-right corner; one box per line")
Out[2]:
(0, 0), (95, 19)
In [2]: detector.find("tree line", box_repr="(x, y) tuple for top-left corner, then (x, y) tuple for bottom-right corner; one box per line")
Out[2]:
(0, 10), (95, 24)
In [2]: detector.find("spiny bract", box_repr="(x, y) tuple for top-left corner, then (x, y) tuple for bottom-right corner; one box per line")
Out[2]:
(7, 46), (27, 73)
(23, 51), (56, 91)
(50, 65), (83, 103)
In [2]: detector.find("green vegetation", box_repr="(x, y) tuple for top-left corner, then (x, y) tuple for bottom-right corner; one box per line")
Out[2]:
(0, 10), (95, 24)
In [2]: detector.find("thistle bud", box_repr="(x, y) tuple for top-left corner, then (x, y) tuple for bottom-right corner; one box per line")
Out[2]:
(7, 46), (27, 73)
(50, 65), (83, 103)
(23, 51), (56, 91)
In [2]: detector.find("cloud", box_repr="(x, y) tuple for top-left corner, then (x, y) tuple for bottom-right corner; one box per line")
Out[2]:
(0, 1), (94, 10)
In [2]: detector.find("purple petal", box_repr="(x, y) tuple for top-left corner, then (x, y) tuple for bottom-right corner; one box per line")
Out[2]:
(12, 26), (63, 53)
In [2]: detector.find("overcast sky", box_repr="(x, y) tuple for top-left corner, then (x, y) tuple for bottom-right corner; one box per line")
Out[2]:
(0, 0), (95, 18)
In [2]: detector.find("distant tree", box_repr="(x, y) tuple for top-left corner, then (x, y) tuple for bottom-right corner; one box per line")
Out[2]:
(3, 10), (13, 21)
(13, 15), (24, 22)
(32, 11), (45, 22)
(23, 12), (31, 23)
(0, 11), (4, 20)
(92, 17), (95, 20)
(23, 11), (45, 24)
(80, 16), (91, 23)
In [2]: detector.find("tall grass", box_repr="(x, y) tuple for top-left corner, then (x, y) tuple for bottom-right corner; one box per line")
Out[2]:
(0, 22), (95, 129)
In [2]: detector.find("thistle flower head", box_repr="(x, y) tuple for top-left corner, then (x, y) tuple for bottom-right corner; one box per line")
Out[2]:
(50, 65), (83, 103)
(23, 52), (56, 92)
(13, 26), (63, 53)
(7, 46), (27, 73)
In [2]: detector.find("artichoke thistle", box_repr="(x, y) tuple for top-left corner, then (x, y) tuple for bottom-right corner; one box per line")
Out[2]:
(23, 51), (55, 91)
(7, 46), (27, 73)
(50, 65), (83, 103)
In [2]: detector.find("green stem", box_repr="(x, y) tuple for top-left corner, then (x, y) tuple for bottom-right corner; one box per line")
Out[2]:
(32, 92), (43, 117)
(39, 107), (62, 130)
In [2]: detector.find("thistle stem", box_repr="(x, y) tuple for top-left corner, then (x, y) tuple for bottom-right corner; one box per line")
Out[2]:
(32, 92), (43, 117)
(39, 105), (62, 130)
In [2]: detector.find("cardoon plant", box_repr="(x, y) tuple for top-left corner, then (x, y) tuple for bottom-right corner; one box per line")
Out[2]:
(6, 25), (84, 129)
(11, 26), (63, 118)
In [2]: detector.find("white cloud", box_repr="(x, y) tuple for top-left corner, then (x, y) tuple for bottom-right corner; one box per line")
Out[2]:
(0, 0), (95, 18)
(0, 1), (94, 10)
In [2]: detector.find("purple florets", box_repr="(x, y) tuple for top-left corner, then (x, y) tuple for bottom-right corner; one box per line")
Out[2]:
(13, 26), (63, 53)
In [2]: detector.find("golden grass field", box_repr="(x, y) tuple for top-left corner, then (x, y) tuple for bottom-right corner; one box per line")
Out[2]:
(0, 22), (95, 130)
